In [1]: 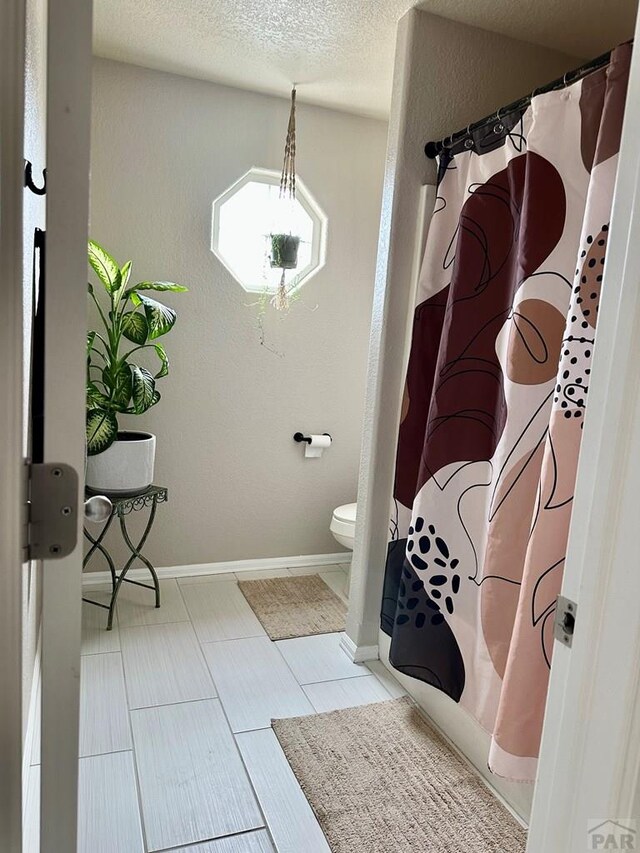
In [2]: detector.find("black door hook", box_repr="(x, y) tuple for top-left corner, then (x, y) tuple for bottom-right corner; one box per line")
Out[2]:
(24, 160), (47, 195)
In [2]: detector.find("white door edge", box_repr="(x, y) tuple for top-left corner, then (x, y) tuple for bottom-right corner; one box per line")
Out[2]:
(0, 0), (27, 849)
(40, 0), (93, 850)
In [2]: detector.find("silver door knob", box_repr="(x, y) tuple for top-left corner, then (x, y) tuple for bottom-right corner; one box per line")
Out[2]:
(84, 494), (112, 523)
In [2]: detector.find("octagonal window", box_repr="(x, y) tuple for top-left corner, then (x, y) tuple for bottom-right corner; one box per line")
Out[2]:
(211, 168), (327, 294)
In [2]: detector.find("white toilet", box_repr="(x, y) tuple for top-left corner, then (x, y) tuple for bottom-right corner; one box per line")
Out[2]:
(330, 502), (357, 550)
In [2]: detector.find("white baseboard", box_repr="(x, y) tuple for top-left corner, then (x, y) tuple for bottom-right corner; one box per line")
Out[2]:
(339, 632), (378, 663)
(82, 551), (352, 587)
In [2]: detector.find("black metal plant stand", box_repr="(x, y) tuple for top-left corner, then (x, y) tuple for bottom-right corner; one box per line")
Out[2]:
(82, 485), (168, 630)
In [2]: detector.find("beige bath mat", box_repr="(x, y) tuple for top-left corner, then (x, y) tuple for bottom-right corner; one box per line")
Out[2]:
(272, 697), (527, 853)
(238, 574), (346, 640)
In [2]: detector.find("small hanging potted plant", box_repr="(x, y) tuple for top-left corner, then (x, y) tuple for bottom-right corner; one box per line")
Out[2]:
(270, 233), (300, 269)
(85, 240), (187, 494)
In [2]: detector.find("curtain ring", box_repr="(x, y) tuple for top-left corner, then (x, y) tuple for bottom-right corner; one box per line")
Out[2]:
(493, 109), (504, 136)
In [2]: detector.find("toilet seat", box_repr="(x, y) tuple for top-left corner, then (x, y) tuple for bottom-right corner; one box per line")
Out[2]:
(330, 502), (357, 550)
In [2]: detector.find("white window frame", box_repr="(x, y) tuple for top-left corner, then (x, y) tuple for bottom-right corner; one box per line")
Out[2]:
(210, 167), (328, 294)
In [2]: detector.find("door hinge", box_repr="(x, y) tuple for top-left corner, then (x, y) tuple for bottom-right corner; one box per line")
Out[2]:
(554, 595), (578, 648)
(23, 461), (79, 560)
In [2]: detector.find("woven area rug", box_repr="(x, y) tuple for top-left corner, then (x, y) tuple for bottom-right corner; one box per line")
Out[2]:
(272, 697), (527, 853)
(238, 574), (347, 640)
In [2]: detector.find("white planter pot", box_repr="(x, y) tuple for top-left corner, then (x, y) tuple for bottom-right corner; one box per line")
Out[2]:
(86, 431), (156, 495)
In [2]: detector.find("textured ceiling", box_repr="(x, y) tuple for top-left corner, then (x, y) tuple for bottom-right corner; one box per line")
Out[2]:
(93, 0), (637, 119)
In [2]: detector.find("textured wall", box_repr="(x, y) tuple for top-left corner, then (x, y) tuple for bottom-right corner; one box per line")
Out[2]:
(88, 58), (387, 568)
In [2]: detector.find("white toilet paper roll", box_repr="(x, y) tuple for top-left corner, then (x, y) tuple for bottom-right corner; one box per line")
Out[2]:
(305, 434), (332, 458)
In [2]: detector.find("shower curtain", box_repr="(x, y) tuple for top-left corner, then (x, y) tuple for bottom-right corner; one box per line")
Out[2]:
(382, 42), (631, 781)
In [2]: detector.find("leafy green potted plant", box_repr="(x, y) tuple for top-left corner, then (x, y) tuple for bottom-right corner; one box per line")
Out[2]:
(270, 233), (300, 269)
(85, 240), (187, 494)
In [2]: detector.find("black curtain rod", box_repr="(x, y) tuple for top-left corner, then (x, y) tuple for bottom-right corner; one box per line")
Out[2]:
(424, 49), (613, 159)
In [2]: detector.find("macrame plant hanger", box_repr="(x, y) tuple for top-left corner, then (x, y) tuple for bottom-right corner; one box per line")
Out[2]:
(272, 86), (297, 311)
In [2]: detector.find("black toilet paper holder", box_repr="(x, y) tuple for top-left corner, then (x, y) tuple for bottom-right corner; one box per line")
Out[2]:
(293, 432), (331, 445)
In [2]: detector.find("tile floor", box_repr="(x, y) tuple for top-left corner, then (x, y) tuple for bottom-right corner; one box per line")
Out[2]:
(26, 563), (405, 852)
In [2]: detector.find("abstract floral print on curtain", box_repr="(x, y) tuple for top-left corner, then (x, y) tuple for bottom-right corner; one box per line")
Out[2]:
(382, 42), (631, 781)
